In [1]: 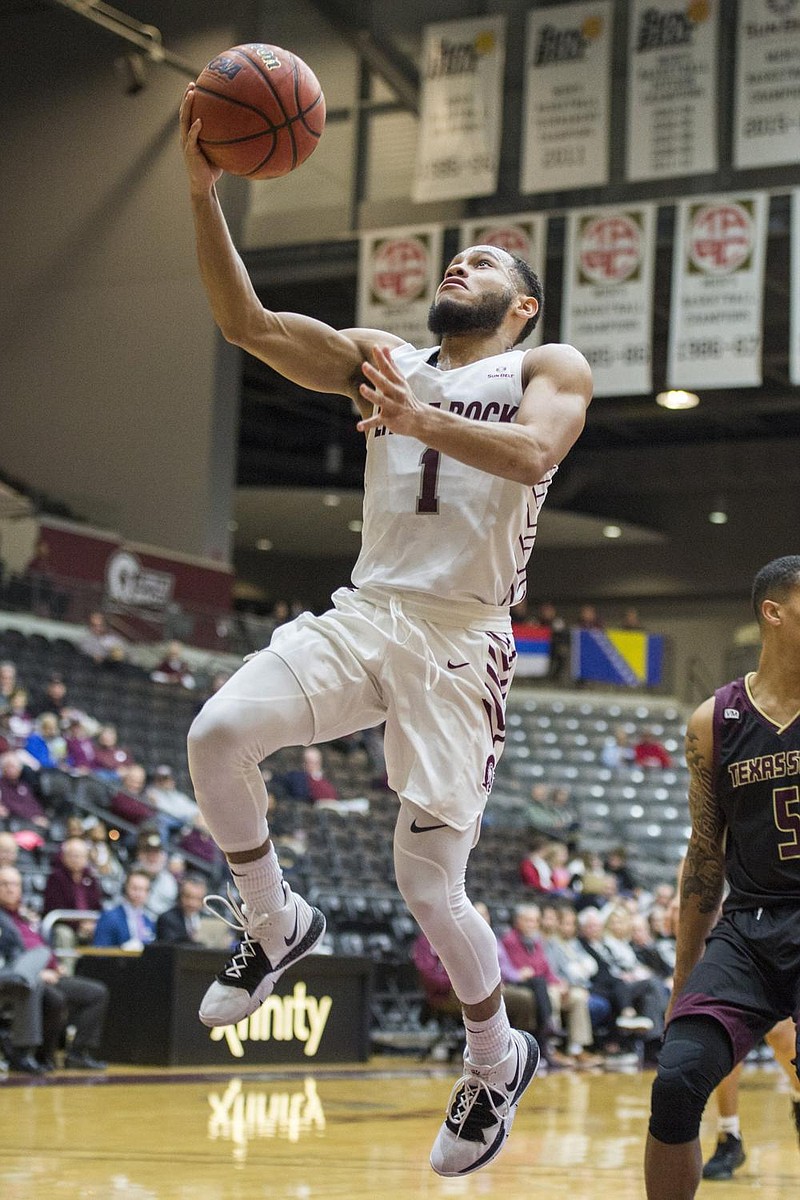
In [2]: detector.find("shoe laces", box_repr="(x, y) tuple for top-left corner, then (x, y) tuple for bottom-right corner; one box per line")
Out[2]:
(445, 1074), (503, 1142)
(203, 886), (260, 980)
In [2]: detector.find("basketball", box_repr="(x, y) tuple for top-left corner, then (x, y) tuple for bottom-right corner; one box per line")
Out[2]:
(192, 43), (326, 179)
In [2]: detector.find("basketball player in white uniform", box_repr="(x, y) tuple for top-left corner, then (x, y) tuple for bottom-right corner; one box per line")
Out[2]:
(180, 86), (592, 1177)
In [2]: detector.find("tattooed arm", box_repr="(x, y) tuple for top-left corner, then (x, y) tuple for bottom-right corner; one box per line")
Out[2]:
(667, 696), (727, 1018)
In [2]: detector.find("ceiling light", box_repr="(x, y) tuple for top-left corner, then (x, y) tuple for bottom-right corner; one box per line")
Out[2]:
(348, 519), (363, 533)
(708, 510), (728, 525)
(255, 537), (273, 551)
(322, 493), (341, 507)
(603, 525), (623, 539)
(656, 390), (700, 409)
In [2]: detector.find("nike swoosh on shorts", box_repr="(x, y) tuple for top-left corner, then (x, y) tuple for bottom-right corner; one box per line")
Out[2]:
(447, 660), (470, 669)
(410, 818), (448, 833)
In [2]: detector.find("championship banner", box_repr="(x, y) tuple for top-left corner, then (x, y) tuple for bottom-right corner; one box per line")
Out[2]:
(626, 0), (719, 181)
(511, 622), (552, 678)
(571, 628), (665, 687)
(357, 226), (444, 348)
(561, 204), (656, 396)
(458, 214), (548, 347)
(791, 191), (800, 384)
(520, 1), (612, 193)
(412, 16), (506, 202)
(667, 193), (768, 389)
(735, 0), (800, 169)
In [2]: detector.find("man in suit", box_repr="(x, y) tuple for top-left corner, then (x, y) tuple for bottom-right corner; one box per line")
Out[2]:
(93, 869), (155, 950)
(155, 875), (207, 945)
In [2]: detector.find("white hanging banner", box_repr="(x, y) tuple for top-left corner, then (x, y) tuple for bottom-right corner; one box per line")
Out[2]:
(734, 0), (800, 169)
(520, 1), (612, 193)
(626, 0), (719, 182)
(667, 193), (768, 389)
(561, 205), (656, 396)
(356, 225), (444, 349)
(458, 214), (548, 347)
(412, 16), (506, 202)
(790, 191), (800, 384)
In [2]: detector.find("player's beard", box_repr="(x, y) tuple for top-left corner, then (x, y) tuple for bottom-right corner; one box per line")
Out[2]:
(427, 285), (515, 337)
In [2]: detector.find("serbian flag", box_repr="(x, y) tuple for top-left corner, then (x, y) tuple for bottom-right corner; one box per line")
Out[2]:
(512, 622), (552, 677)
(572, 627), (664, 687)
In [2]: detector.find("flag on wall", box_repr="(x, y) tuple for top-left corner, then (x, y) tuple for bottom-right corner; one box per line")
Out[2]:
(571, 628), (664, 686)
(512, 623), (552, 677)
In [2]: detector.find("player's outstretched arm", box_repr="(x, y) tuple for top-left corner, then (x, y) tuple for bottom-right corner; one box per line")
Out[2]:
(179, 85), (396, 400)
(358, 341), (591, 485)
(667, 697), (726, 1017)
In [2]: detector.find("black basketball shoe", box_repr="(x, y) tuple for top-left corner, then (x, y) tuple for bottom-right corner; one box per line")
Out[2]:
(702, 1133), (746, 1180)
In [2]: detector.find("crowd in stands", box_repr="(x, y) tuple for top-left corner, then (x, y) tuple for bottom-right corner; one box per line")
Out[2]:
(0, 601), (686, 1080)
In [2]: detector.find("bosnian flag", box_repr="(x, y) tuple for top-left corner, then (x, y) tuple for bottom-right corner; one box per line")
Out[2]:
(511, 622), (552, 678)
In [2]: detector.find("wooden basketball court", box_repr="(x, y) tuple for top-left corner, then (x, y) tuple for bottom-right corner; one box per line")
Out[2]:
(0, 1059), (797, 1198)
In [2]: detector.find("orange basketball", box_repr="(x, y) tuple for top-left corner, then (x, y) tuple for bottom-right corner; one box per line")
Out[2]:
(192, 44), (326, 179)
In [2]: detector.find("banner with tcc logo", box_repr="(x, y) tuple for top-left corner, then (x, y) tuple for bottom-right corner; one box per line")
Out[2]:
(561, 204), (656, 396)
(357, 225), (443, 348)
(667, 193), (768, 389)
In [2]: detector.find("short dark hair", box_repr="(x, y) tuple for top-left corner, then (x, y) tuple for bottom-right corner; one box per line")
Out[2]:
(751, 556), (800, 623)
(508, 254), (543, 344)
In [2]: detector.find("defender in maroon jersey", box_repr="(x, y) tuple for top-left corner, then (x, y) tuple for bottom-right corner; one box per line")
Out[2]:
(645, 556), (800, 1200)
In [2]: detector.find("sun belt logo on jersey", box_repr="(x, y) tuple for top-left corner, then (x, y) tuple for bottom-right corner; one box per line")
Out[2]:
(724, 707), (740, 720)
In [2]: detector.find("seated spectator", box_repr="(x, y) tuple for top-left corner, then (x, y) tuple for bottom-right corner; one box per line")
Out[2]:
(30, 673), (71, 721)
(177, 813), (225, 881)
(132, 828), (178, 919)
(92, 724), (135, 781)
(519, 834), (560, 894)
(155, 875), (208, 945)
(600, 725), (636, 770)
(23, 538), (68, 619)
(0, 710), (12, 755)
(0, 906), (52, 1073)
(542, 841), (572, 895)
(277, 747), (339, 803)
(630, 912), (674, 984)
(84, 818), (126, 891)
(150, 641), (196, 690)
(525, 783), (557, 832)
(7, 689), (33, 746)
(65, 717), (98, 773)
(549, 786), (581, 846)
(634, 726), (672, 769)
(144, 765), (199, 838)
(0, 750), (49, 829)
(42, 837), (103, 956)
(93, 868), (155, 950)
(24, 713), (68, 770)
(603, 846), (639, 898)
(78, 611), (127, 665)
(0, 864), (109, 1070)
(501, 904), (574, 1068)
(540, 903), (606, 1067)
(0, 661), (18, 704)
(110, 763), (156, 828)
(578, 906), (666, 1060)
(0, 831), (19, 868)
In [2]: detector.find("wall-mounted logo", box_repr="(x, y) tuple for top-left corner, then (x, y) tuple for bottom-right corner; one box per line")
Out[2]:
(105, 550), (174, 609)
(209, 981), (332, 1058)
(370, 237), (430, 306)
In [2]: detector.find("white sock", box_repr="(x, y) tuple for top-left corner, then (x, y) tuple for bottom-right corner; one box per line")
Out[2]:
(230, 844), (285, 917)
(464, 999), (512, 1067)
(718, 1116), (741, 1138)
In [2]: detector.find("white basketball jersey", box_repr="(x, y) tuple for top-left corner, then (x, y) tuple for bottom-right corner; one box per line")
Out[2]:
(351, 343), (556, 611)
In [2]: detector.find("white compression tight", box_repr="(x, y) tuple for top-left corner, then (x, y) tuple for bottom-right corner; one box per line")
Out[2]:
(187, 651), (314, 854)
(394, 799), (501, 1007)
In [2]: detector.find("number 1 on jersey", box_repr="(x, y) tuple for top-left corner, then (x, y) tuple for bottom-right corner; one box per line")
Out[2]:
(417, 448), (441, 514)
